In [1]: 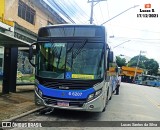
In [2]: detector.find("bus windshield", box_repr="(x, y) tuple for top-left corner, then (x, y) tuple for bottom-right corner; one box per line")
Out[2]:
(37, 42), (104, 80)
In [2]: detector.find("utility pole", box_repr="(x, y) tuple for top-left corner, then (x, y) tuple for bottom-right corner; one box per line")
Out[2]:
(133, 51), (146, 82)
(88, 0), (107, 24)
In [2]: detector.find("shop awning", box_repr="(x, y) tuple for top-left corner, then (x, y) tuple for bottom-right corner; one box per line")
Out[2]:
(0, 32), (31, 47)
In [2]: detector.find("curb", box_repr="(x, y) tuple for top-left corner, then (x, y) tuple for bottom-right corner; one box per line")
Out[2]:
(3, 106), (45, 121)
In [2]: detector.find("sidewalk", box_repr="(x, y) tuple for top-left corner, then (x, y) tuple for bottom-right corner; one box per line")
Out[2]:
(0, 84), (40, 120)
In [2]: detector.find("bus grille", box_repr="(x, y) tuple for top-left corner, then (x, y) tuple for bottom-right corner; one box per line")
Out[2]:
(43, 96), (86, 107)
(40, 81), (91, 90)
(37, 76), (102, 90)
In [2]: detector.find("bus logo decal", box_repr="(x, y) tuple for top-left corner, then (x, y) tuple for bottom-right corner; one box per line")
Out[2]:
(59, 86), (69, 89)
(65, 72), (72, 79)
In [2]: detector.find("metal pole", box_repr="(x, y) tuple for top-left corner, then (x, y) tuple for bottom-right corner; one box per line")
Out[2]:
(133, 51), (141, 82)
(90, 0), (94, 24)
(88, 0), (107, 24)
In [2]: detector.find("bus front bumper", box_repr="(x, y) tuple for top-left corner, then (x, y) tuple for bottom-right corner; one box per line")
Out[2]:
(35, 90), (105, 112)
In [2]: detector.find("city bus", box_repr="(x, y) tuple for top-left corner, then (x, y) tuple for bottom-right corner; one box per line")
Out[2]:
(135, 74), (160, 87)
(29, 24), (114, 112)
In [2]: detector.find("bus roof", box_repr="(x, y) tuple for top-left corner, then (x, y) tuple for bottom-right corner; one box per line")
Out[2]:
(44, 24), (105, 28)
(38, 24), (106, 38)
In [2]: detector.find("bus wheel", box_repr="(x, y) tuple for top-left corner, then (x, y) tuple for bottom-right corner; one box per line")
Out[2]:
(102, 89), (109, 112)
(102, 101), (106, 112)
(153, 84), (156, 87)
(109, 92), (112, 100)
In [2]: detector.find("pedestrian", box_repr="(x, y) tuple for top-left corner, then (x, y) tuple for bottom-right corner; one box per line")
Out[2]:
(115, 75), (121, 95)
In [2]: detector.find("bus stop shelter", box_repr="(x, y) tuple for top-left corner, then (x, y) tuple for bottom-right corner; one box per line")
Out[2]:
(0, 32), (31, 94)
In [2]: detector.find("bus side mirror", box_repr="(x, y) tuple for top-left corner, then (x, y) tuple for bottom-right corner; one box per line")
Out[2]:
(107, 51), (114, 71)
(29, 46), (33, 61)
(28, 43), (36, 67)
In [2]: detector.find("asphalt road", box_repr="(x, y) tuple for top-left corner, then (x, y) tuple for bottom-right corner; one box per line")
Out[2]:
(9, 83), (160, 130)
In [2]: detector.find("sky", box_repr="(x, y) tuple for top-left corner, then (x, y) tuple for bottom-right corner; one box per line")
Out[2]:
(44, 0), (160, 65)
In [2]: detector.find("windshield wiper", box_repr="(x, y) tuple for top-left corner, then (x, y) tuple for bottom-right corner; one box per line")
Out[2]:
(56, 46), (63, 69)
(64, 40), (87, 76)
(73, 39), (87, 59)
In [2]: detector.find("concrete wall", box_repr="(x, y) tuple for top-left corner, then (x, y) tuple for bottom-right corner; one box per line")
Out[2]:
(4, 0), (58, 34)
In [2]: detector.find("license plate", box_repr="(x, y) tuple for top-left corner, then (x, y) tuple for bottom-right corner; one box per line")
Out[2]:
(57, 102), (69, 107)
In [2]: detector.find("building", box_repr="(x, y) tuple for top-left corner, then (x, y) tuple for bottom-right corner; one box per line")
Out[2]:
(0, 0), (68, 93)
(0, 0), (67, 74)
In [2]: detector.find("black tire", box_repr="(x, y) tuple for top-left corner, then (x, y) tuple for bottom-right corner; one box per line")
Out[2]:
(102, 89), (109, 112)
(153, 84), (156, 87)
(39, 107), (54, 115)
(109, 87), (113, 100)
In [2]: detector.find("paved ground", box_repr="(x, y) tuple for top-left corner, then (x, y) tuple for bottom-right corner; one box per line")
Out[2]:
(0, 85), (39, 120)
(8, 83), (160, 130)
(0, 83), (160, 121)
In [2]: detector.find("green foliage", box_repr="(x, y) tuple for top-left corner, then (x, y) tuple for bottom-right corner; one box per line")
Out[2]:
(144, 59), (159, 75)
(128, 55), (159, 75)
(116, 56), (127, 67)
(17, 74), (35, 82)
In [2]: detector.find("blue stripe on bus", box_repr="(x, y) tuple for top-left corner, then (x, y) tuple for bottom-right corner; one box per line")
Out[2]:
(38, 84), (95, 99)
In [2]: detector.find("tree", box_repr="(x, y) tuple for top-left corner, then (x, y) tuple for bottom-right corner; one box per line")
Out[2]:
(128, 55), (148, 68)
(116, 56), (127, 67)
(128, 55), (159, 75)
(144, 59), (159, 75)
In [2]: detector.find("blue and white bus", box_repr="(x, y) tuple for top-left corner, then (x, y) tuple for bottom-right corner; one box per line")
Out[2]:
(29, 24), (114, 112)
(135, 74), (160, 87)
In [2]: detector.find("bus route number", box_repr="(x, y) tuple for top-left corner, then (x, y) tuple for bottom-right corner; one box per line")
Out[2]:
(68, 92), (82, 97)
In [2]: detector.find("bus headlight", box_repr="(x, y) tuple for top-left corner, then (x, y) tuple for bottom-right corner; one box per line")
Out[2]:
(87, 89), (102, 102)
(88, 93), (94, 101)
(95, 89), (102, 97)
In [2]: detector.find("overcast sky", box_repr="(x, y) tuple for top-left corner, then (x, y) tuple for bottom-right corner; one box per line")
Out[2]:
(44, 0), (160, 65)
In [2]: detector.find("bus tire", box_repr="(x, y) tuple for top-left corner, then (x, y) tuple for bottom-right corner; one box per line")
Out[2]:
(109, 87), (113, 100)
(109, 89), (112, 100)
(102, 89), (109, 112)
(153, 84), (156, 87)
(102, 99), (107, 112)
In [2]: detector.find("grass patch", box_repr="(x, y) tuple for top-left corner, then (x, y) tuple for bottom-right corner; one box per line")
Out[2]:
(17, 74), (35, 83)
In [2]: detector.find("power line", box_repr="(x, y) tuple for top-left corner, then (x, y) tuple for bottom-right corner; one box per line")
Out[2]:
(105, 1), (114, 35)
(93, 13), (98, 24)
(47, 0), (76, 23)
(88, 0), (107, 24)
(101, 5), (139, 25)
(98, 3), (104, 22)
(56, 0), (84, 23)
(54, 0), (90, 24)
(47, 0), (90, 24)
(113, 40), (131, 49)
(72, 0), (90, 19)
